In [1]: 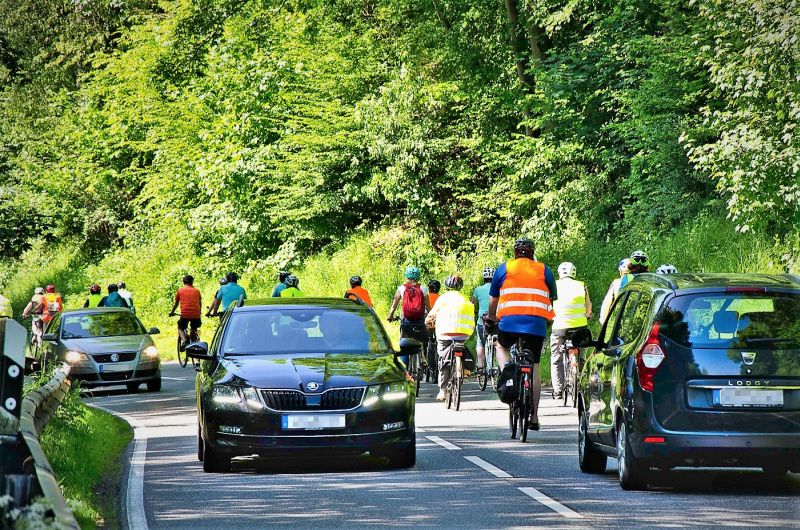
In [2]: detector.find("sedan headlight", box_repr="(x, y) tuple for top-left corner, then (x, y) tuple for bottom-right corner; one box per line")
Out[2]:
(363, 385), (380, 407)
(142, 346), (158, 359)
(382, 381), (408, 401)
(212, 385), (242, 407)
(65, 350), (88, 364)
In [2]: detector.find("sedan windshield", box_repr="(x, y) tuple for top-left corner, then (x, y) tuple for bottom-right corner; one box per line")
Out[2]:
(660, 292), (800, 348)
(221, 308), (390, 355)
(61, 312), (145, 339)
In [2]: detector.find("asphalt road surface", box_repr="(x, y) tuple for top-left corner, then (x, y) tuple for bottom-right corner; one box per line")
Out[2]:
(86, 363), (800, 529)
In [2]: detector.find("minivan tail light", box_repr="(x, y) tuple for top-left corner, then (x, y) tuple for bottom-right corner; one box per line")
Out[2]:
(636, 322), (665, 392)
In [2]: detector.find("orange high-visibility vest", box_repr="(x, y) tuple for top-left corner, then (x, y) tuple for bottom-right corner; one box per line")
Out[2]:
(497, 259), (554, 321)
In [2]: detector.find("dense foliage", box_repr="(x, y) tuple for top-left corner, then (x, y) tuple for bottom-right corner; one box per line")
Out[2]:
(1, 0), (797, 287)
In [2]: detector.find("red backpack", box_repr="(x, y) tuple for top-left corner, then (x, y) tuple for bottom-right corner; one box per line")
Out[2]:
(401, 284), (425, 321)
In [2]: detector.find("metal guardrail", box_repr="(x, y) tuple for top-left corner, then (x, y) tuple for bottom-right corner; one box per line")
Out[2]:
(18, 363), (79, 529)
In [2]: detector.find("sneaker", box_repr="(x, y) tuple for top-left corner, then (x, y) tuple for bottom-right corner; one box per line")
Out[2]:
(436, 390), (446, 401)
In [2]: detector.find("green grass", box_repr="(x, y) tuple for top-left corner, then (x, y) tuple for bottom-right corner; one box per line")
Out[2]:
(39, 386), (133, 529)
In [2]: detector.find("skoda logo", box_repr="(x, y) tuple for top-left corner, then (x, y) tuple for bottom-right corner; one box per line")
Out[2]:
(307, 382), (320, 391)
(741, 352), (757, 365)
(110, 353), (120, 363)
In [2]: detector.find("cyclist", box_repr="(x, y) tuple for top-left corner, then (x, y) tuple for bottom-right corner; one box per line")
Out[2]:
(216, 272), (247, 310)
(41, 284), (63, 325)
(427, 280), (441, 309)
(387, 266), (429, 366)
(621, 250), (649, 288)
(98, 283), (129, 307)
(280, 275), (304, 297)
(485, 237), (556, 431)
(345, 275), (373, 307)
(599, 258), (629, 325)
(170, 275), (202, 350)
(656, 264), (678, 274)
(550, 262), (592, 399)
(117, 281), (135, 313)
(471, 267), (494, 374)
(0, 292), (12, 318)
(425, 275), (475, 401)
(272, 271), (290, 297)
(83, 284), (103, 308)
(207, 276), (229, 316)
(22, 287), (45, 320)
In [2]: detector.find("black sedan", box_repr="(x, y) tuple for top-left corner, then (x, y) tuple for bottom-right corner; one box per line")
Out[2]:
(187, 297), (419, 473)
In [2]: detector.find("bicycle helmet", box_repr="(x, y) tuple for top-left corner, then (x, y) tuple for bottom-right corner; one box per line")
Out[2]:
(482, 267), (496, 280)
(34, 287), (44, 295)
(349, 275), (362, 287)
(117, 281), (126, 289)
(618, 258), (630, 274)
(90, 284), (101, 294)
(285, 275), (299, 287)
(107, 283), (119, 292)
(557, 262), (577, 279)
(444, 275), (463, 290)
(279, 271), (290, 282)
(427, 279), (441, 293)
(629, 250), (649, 266)
(656, 264), (678, 274)
(404, 266), (421, 281)
(513, 237), (534, 258)
(46, 284), (56, 293)
(226, 271), (239, 283)
(219, 276), (229, 286)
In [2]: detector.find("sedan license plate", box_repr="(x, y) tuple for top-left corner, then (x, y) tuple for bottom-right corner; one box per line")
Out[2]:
(718, 388), (783, 408)
(98, 363), (129, 373)
(282, 414), (345, 430)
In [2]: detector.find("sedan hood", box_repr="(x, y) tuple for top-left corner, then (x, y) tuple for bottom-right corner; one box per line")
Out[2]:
(217, 353), (404, 390)
(63, 335), (150, 354)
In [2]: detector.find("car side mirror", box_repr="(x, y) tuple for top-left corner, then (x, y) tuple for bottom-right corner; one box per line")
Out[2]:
(569, 328), (595, 348)
(397, 338), (423, 357)
(185, 341), (213, 360)
(42, 333), (57, 342)
(147, 327), (160, 335)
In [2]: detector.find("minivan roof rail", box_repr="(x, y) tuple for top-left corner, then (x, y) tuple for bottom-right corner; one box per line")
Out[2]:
(637, 273), (678, 290)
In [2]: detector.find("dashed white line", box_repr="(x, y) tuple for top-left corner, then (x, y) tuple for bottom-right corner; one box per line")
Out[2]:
(518, 487), (583, 519)
(426, 435), (461, 450)
(416, 427), (426, 433)
(464, 456), (512, 478)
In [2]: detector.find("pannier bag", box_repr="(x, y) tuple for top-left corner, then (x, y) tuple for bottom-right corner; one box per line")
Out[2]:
(496, 362), (519, 404)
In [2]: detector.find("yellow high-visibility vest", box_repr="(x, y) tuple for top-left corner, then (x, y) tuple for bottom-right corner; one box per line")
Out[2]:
(434, 291), (475, 338)
(552, 278), (587, 330)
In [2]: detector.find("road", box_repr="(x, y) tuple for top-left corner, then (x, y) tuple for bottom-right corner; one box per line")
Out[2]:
(86, 363), (800, 529)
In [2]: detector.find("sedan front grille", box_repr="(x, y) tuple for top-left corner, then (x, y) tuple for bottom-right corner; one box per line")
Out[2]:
(260, 388), (365, 411)
(92, 351), (137, 363)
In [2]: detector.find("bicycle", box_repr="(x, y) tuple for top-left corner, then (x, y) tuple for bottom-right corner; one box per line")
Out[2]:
(24, 315), (46, 372)
(425, 336), (438, 383)
(476, 333), (499, 392)
(562, 333), (581, 408)
(388, 316), (427, 397)
(508, 339), (536, 443)
(441, 340), (465, 411)
(170, 313), (199, 368)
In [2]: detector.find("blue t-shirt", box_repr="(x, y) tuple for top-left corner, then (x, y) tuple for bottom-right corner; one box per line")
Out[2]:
(489, 261), (558, 337)
(216, 282), (247, 309)
(472, 283), (492, 318)
(271, 283), (287, 297)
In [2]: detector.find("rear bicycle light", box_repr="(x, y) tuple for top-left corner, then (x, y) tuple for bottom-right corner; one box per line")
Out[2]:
(636, 322), (665, 392)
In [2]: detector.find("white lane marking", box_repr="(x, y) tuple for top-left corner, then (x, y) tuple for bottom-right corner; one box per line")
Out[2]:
(161, 377), (188, 381)
(416, 427), (426, 433)
(464, 456), (512, 478)
(426, 435), (461, 450)
(518, 487), (583, 519)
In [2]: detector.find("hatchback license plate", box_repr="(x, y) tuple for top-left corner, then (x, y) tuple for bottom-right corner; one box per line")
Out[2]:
(719, 388), (783, 408)
(282, 414), (345, 430)
(99, 363), (129, 373)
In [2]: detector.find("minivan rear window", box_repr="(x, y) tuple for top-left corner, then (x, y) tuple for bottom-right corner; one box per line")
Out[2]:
(659, 292), (800, 348)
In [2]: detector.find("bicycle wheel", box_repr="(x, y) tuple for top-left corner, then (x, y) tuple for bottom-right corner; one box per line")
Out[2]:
(445, 383), (453, 409)
(520, 375), (531, 443)
(509, 404), (518, 439)
(412, 355), (421, 397)
(571, 372), (579, 408)
(177, 336), (188, 367)
(454, 357), (463, 411)
(477, 362), (487, 391)
(38, 346), (47, 374)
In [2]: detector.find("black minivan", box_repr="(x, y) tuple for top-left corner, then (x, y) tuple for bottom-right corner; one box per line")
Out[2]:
(575, 273), (800, 490)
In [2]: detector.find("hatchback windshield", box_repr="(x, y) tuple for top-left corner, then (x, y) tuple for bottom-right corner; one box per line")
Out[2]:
(61, 311), (145, 339)
(660, 292), (800, 348)
(221, 308), (390, 355)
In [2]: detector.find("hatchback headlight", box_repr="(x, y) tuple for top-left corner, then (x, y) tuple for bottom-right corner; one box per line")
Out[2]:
(65, 350), (87, 364)
(142, 346), (158, 359)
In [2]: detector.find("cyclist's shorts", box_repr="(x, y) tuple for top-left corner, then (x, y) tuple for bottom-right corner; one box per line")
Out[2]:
(475, 323), (487, 349)
(178, 317), (202, 330)
(497, 331), (545, 364)
(400, 319), (428, 346)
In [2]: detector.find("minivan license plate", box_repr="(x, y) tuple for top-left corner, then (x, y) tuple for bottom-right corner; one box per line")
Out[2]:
(282, 414), (345, 430)
(719, 388), (783, 408)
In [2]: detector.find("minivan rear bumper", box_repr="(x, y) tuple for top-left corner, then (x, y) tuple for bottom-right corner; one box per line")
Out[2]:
(630, 432), (800, 468)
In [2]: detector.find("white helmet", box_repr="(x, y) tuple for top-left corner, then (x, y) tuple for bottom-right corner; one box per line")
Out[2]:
(34, 287), (44, 295)
(656, 264), (678, 274)
(618, 259), (630, 274)
(482, 267), (495, 280)
(557, 262), (577, 279)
